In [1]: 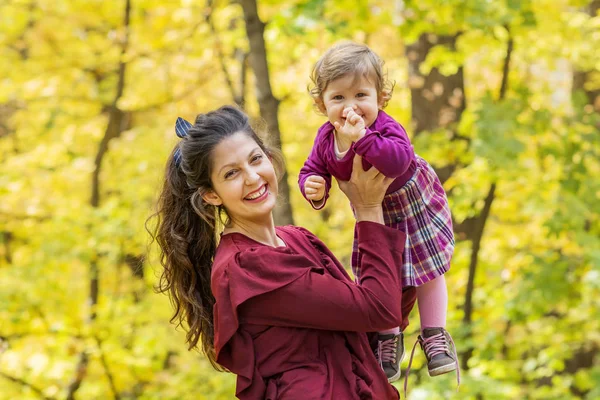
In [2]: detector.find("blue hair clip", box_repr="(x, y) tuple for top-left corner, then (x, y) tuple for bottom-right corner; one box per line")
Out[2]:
(174, 117), (193, 166)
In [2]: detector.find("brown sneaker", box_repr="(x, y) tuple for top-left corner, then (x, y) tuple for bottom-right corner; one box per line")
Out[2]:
(374, 332), (404, 382)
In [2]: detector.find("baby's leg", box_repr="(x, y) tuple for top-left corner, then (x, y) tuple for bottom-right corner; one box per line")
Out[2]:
(411, 274), (458, 378)
(416, 275), (447, 330)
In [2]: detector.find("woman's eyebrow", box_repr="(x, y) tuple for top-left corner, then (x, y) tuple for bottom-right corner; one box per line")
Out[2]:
(217, 147), (261, 174)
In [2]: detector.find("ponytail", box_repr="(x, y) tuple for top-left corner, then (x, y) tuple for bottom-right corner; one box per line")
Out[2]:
(148, 150), (221, 369)
(148, 105), (281, 370)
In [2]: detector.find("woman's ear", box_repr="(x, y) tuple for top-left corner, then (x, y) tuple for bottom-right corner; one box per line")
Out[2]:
(201, 188), (223, 206)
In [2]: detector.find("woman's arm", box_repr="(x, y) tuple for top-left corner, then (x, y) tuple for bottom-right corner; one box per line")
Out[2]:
(237, 155), (401, 332)
(237, 222), (405, 332)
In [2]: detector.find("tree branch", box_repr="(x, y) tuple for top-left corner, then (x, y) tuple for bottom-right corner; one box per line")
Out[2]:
(238, 0), (294, 226)
(205, 0), (243, 107)
(0, 371), (54, 400)
(66, 1), (131, 398)
(498, 25), (513, 101)
(461, 182), (496, 369)
(461, 25), (512, 370)
(95, 336), (121, 400)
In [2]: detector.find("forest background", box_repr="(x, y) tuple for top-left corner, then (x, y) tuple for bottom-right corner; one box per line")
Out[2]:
(1, 0), (599, 399)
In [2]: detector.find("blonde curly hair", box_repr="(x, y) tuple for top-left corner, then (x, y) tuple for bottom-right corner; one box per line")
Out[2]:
(309, 41), (395, 114)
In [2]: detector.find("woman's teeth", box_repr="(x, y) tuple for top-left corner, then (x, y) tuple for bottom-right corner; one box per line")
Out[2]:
(245, 185), (267, 200)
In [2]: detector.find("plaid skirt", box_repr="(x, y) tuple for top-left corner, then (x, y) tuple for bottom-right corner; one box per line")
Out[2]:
(352, 157), (454, 287)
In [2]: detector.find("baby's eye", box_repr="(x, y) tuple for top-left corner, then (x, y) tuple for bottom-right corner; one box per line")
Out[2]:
(333, 95), (343, 101)
(357, 93), (367, 98)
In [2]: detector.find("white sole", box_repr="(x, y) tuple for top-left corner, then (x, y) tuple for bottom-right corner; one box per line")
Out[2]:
(428, 361), (457, 377)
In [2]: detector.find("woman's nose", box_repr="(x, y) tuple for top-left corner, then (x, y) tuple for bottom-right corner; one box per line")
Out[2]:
(244, 168), (260, 184)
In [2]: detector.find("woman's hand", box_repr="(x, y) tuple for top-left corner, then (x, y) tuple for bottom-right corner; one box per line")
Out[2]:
(337, 154), (393, 224)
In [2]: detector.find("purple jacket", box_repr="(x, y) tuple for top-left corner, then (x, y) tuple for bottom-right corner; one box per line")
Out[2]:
(299, 111), (416, 208)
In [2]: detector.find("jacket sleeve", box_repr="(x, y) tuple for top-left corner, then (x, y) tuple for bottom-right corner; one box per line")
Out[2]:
(298, 132), (333, 210)
(353, 120), (414, 178)
(234, 222), (406, 332)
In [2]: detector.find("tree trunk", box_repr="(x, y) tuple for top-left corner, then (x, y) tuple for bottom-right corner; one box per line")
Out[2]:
(405, 33), (466, 184)
(206, 0), (248, 108)
(460, 182), (496, 369)
(572, 0), (600, 115)
(66, 1), (131, 398)
(461, 27), (512, 370)
(238, 0), (294, 226)
(407, 28), (511, 370)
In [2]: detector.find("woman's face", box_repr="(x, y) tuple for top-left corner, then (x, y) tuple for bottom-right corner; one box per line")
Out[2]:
(203, 132), (278, 226)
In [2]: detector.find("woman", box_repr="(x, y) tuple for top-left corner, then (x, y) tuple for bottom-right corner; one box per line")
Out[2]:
(150, 105), (417, 399)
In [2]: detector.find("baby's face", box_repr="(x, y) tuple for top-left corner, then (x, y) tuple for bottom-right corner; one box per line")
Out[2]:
(321, 73), (381, 130)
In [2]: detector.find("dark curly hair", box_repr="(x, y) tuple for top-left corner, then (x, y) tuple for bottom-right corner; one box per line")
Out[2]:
(147, 105), (283, 368)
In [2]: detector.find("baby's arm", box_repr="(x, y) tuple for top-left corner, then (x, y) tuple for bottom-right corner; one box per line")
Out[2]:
(299, 137), (332, 210)
(353, 119), (415, 178)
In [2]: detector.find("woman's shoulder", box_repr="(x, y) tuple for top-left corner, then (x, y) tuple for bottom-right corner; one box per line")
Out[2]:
(277, 224), (313, 237)
(277, 225), (333, 261)
(213, 234), (274, 271)
(213, 231), (306, 278)
(277, 225), (323, 246)
(211, 229), (325, 302)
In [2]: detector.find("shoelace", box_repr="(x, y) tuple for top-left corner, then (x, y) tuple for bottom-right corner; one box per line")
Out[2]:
(404, 331), (460, 398)
(375, 336), (398, 367)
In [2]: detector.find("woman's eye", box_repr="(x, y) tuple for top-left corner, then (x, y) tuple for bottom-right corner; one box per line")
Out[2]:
(224, 170), (237, 179)
(251, 154), (263, 163)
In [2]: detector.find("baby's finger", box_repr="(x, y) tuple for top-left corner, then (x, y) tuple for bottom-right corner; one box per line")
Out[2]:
(313, 175), (326, 184)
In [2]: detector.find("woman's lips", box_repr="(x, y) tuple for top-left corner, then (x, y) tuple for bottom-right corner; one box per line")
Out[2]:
(244, 184), (268, 201)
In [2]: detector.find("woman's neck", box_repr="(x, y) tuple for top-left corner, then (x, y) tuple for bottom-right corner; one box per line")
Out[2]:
(223, 218), (283, 247)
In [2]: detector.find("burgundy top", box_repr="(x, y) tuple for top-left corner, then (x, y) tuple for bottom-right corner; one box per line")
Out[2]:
(299, 110), (417, 209)
(211, 222), (417, 399)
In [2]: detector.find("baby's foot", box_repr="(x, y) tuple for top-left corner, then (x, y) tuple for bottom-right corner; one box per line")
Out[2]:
(419, 327), (458, 376)
(375, 332), (404, 382)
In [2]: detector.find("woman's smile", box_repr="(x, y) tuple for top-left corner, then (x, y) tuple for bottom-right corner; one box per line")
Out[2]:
(244, 183), (269, 201)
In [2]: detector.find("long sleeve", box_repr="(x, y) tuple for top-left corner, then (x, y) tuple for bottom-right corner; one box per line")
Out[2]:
(353, 119), (414, 178)
(236, 222), (405, 332)
(298, 128), (333, 210)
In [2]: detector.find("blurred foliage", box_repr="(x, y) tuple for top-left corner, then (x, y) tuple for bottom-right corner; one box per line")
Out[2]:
(0, 0), (599, 399)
